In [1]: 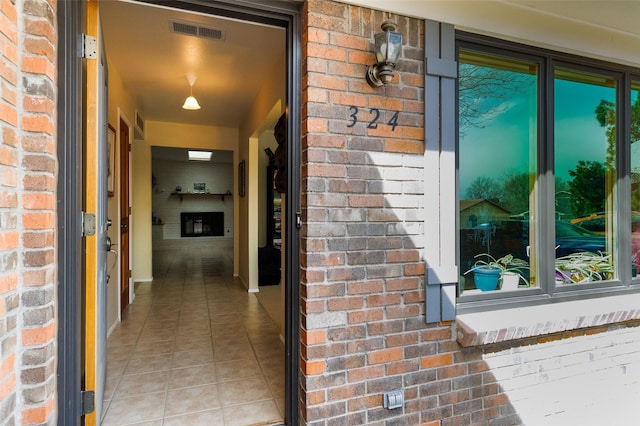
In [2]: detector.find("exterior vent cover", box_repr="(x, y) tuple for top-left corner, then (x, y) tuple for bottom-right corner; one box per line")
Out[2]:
(169, 20), (225, 41)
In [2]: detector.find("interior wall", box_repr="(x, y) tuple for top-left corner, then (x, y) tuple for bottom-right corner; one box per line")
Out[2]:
(238, 50), (286, 290)
(132, 139), (152, 282)
(141, 121), (239, 269)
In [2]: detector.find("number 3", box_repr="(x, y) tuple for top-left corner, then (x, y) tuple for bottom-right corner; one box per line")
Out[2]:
(347, 106), (358, 128)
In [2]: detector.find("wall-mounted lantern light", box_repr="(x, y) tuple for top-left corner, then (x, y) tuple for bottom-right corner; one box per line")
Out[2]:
(366, 20), (403, 88)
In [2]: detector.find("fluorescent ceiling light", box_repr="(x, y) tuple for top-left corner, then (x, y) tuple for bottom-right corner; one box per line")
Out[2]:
(188, 150), (212, 161)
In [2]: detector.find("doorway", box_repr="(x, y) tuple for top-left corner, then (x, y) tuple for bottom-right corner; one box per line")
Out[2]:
(119, 117), (131, 314)
(96, 0), (300, 425)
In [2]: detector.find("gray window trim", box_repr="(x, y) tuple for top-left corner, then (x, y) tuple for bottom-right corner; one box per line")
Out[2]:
(455, 32), (640, 315)
(424, 19), (458, 323)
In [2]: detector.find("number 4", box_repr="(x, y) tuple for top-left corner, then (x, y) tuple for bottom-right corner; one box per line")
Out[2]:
(387, 111), (399, 132)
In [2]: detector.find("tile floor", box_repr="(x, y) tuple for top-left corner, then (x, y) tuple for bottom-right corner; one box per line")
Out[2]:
(102, 244), (285, 426)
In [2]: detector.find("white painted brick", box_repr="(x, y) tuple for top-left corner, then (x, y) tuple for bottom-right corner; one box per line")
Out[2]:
(481, 327), (640, 424)
(152, 160), (234, 240)
(306, 311), (348, 329)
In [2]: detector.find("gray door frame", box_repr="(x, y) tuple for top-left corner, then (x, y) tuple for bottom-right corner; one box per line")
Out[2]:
(56, 1), (85, 424)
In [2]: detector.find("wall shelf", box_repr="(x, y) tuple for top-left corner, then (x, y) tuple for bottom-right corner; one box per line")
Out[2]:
(171, 192), (231, 201)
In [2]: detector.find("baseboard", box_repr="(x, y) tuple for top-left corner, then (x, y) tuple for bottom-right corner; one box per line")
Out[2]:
(134, 277), (153, 283)
(107, 319), (119, 338)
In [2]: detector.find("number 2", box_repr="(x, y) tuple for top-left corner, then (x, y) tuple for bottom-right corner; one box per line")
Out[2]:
(367, 108), (380, 129)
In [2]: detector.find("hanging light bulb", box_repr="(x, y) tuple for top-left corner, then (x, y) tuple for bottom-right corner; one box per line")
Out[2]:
(182, 74), (201, 110)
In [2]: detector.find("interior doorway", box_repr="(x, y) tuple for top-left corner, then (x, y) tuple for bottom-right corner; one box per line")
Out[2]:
(98, 0), (299, 424)
(119, 117), (131, 314)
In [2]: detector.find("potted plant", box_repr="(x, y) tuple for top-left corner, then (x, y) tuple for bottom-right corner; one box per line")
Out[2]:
(554, 251), (613, 284)
(465, 253), (529, 291)
(499, 255), (530, 290)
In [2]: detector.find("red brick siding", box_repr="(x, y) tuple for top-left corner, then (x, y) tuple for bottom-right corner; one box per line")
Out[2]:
(301, 2), (640, 425)
(301, 1), (445, 424)
(0, 0), (57, 424)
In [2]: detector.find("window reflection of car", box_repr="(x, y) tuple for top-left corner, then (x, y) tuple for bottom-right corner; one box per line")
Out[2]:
(460, 220), (610, 272)
(570, 212), (640, 264)
(554, 221), (606, 257)
(570, 211), (640, 234)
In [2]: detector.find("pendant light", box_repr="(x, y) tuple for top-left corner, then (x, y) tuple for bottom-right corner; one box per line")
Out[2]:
(182, 74), (201, 110)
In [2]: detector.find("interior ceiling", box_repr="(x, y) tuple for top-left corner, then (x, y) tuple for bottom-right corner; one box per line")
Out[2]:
(99, 0), (285, 128)
(152, 147), (234, 163)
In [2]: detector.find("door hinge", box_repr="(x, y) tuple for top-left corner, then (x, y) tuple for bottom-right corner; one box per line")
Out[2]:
(81, 390), (95, 415)
(129, 270), (132, 278)
(82, 212), (96, 237)
(81, 34), (97, 59)
(129, 143), (132, 152)
(129, 206), (132, 215)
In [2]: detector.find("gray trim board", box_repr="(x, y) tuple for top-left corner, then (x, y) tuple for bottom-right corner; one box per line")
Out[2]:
(424, 19), (458, 323)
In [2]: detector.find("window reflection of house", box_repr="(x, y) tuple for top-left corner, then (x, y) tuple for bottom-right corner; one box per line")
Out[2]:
(459, 199), (511, 230)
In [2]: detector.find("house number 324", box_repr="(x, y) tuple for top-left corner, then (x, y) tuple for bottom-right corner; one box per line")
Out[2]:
(347, 106), (399, 131)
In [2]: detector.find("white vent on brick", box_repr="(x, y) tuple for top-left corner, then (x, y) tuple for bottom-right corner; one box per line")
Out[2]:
(169, 20), (225, 41)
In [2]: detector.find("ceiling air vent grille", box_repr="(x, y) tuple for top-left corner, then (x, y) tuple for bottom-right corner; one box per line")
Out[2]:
(134, 110), (144, 140)
(169, 20), (225, 41)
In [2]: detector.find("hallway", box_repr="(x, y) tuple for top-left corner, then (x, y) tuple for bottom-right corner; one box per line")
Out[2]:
(102, 243), (285, 425)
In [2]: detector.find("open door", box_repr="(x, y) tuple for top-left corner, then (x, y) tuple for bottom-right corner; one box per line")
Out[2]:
(83, 1), (109, 424)
(119, 118), (131, 313)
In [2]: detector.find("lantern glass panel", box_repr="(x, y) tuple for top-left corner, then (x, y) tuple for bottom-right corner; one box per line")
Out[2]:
(374, 32), (387, 63)
(387, 32), (402, 63)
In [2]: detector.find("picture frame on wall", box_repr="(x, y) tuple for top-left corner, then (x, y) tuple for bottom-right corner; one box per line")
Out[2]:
(193, 182), (206, 193)
(107, 124), (115, 196)
(239, 160), (246, 197)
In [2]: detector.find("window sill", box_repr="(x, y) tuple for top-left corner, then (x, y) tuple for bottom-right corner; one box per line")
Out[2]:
(456, 293), (640, 347)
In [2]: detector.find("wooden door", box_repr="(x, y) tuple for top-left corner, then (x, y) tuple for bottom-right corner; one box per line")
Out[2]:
(119, 118), (130, 313)
(83, 0), (109, 424)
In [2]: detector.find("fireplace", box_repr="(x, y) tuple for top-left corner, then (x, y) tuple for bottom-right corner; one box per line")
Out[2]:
(181, 212), (224, 237)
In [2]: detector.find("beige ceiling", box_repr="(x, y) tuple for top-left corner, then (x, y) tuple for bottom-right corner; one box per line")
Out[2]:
(99, 0), (286, 128)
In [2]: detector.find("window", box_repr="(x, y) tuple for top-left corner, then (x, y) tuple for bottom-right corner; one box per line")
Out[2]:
(457, 35), (640, 309)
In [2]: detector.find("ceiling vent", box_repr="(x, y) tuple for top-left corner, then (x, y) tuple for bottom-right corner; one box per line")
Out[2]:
(134, 110), (145, 140)
(169, 20), (225, 41)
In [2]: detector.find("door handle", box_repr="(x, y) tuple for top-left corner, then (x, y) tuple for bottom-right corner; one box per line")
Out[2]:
(105, 236), (112, 251)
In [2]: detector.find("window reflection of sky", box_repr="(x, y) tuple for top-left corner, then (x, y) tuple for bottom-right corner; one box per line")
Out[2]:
(459, 71), (615, 196)
(459, 75), (535, 196)
(554, 78), (614, 182)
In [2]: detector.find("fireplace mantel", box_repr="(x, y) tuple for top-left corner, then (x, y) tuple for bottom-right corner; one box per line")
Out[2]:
(171, 192), (231, 201)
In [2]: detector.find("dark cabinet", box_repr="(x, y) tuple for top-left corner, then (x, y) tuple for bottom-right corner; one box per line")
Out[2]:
(259, 161), (281, 285)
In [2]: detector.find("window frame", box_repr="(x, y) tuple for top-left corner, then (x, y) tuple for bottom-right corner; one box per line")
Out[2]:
(456, 32), (640, 314)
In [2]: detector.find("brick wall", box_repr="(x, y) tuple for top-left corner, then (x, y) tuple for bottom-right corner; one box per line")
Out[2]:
(300, 1), (640, 425)
(301, 0), (435, 423)
(0, 0), (57, 424)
